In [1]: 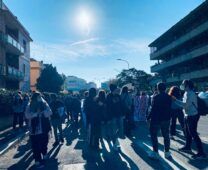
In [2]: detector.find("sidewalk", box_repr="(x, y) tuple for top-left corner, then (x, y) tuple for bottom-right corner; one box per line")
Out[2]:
(0, 126), (28, 156)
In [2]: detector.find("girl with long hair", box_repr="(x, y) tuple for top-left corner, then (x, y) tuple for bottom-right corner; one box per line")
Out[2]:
(25, 92), (52, 168)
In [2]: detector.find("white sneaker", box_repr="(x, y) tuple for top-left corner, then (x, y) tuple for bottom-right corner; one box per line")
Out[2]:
(115, 139), (120, 148)
(148, 152), (160, 160)
(164, 151), (172, 159)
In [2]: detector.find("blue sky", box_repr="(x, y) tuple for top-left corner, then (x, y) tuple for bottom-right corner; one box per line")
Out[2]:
(4, 0), (204, 86)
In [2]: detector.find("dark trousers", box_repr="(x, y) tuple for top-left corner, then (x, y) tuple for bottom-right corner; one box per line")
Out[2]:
(72, 111), (79, 124)
(13, 112), (24, 129)
(52, 119), (63, 142)
(184, 115), (204, 154)
(124, 112), (134, 136)
(90, 124), (101, 149)
(150, 121), (170, 152)
(170, 109), (185, 135)
(30, 133), (49, 162)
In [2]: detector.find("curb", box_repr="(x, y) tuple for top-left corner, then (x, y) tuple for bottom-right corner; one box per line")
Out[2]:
(0, 131), (29, 156)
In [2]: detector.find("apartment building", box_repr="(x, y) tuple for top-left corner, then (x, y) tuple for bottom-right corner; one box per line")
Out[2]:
(149, 0), (208, 88)
(0, 1), (32, 91)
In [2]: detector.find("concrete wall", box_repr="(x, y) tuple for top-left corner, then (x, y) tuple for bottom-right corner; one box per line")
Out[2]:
(151, 45), (208, 72)
(0, 12), (5, 32)
(150, 21), (208, 60)
(166, 69), (208, 83)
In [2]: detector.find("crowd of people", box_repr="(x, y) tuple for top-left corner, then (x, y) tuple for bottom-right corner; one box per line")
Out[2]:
(10, 79), (208, 168)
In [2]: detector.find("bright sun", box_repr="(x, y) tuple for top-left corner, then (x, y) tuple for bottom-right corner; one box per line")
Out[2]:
(75, 9), (93, 35)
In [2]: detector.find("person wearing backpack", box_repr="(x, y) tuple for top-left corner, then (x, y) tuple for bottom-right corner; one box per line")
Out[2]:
(173, 80), (207, 159)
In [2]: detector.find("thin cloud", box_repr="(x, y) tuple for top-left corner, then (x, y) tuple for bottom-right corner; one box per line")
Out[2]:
(31, 38), (151, 65)
(70, 37), (99, 46)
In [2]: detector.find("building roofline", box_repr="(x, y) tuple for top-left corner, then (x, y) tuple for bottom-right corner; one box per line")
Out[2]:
(2, 3), (33, 41)
(30, 58), (37, 62)
(149, 0), (208, 47)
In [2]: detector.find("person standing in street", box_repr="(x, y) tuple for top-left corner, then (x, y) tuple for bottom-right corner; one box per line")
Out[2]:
(81, 91), (89, 129)
(12, 92), (24, 131)
(25, 92), (52, 168)
(174, 80), (207, 159)
(50, 94), (65, 146)
(83, 88), (98, 149)
(147, 82), (172, 160)
(71, 95), (81, 126)
(64, 94), (73, 123)
(121, 86), (132, 137)
(23, 93), (30, 128)
(168, 86), (185, 139)
(106, 84), (123, 151)
(95, 90), (107, 147)
(138, 91), (148, 122)
(133, 89), (140, 122)
(87, 90), (107, 150)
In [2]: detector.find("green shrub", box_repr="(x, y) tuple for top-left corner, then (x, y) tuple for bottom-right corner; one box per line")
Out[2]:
(0, 89), (17, 117)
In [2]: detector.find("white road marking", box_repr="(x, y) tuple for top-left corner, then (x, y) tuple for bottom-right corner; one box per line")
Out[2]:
(62, 163), (85, 170)
(136, 140), (196, 170)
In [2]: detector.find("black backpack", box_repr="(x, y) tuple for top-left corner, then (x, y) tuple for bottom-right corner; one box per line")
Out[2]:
(195, 97), (208, 116)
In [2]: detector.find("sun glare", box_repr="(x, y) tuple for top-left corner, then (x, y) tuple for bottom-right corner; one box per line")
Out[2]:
(75, 8), (94, 35)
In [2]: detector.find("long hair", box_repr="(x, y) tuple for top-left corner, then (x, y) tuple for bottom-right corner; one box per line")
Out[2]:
(89, 88), (97, 98)
(121, 86), (128, 94)
(98, 90), (106, 102)
(30, 92), (41, 112)
(168, 86), (181, 99)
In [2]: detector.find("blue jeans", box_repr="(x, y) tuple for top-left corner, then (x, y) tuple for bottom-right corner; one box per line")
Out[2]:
(150, 121), (170, 152)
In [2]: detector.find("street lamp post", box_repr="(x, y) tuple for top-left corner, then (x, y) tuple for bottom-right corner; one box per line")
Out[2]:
(117, 58), (130, 69)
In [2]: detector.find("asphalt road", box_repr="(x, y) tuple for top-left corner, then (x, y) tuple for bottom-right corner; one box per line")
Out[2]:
(0, 117), (207, 170)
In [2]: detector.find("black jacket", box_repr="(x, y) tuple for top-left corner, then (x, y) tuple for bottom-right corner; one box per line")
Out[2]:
(147, 92), (172, 123)
(83, 97), (98, 125)
(96, 98), (107, 123)
(50, 100), (64, 119)
(106, 93), (123, 120)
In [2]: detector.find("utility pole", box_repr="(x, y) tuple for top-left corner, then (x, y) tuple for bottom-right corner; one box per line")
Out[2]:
(117, 58), (130, 69)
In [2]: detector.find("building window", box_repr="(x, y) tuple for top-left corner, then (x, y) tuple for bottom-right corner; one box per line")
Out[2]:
(23, 64), (26, 75)
(23, 40), (27, 51)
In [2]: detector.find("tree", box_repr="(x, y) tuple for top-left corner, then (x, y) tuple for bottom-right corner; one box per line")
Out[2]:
(116, 68), (152, 91)
(37, 64), (64, 93)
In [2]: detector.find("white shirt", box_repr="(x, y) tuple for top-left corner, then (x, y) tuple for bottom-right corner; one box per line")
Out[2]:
(175, 90), (198, 116)
(25, 101), (52, 135)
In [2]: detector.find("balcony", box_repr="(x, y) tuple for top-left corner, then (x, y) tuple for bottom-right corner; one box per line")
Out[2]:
(6, 65), (24, 80)
(150, 21), (208, 60)
(0, 64), (6, 76)
(151, 45), (208, 73)
(0, 32), (24, 55)
(166, 68), (208, 83)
